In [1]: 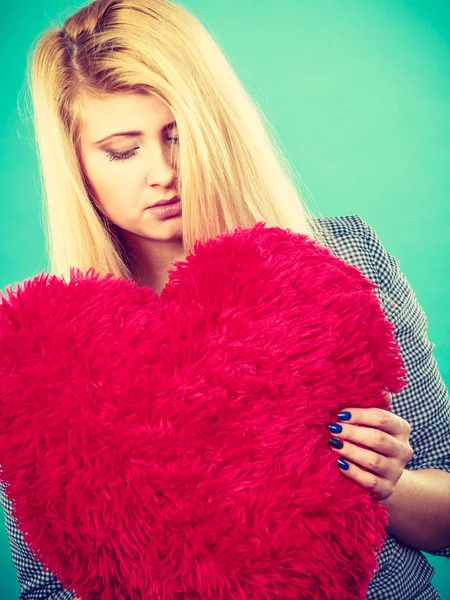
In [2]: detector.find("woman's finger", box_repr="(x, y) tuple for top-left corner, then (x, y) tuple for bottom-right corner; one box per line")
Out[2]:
(381, 387), (392, 407)
(334, 407), (411, 439)
(328, 421), (411, 460)
(328, 437), (398, 479)
(333, 457), (394, 500)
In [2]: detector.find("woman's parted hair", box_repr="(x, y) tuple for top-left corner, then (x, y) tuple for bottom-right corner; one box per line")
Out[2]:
(29, 0), (317, 282)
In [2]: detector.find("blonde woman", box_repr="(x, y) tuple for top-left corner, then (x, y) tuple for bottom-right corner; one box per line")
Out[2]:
(1, 1), (449, 598)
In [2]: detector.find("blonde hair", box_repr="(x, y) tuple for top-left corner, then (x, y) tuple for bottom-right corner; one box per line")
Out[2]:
(28, 0), (318, 282)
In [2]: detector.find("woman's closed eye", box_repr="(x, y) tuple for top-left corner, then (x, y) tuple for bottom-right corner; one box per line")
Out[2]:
(106, 147), (139, 162)
(106, 135), (179, 162)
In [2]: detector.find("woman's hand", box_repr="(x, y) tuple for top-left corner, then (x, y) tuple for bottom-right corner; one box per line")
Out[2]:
(327, 389), (414, 501)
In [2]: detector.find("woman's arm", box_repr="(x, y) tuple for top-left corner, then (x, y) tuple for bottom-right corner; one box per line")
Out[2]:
(324, 216), (450, 555)
(383, 467), (450, 551)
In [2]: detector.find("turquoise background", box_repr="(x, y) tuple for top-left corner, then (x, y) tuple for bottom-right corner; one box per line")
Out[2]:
(1, 0), (449, 597)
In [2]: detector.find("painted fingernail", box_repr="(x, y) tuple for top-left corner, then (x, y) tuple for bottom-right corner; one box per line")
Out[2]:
(328, 423), (343, 434)
(337, 458), (350, 470)
(329, 438), (344, 449)
(337, 411), (352, 421)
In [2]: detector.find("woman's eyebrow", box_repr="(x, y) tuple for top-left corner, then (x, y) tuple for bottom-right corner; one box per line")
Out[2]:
(94, 120), (177, 145)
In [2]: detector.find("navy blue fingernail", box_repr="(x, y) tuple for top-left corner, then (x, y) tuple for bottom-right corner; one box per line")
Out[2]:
(337, 458), (350, 470)
(337, 411), (352, 421)
(328, 423), (343, 434)
(329, 438), (344, 449)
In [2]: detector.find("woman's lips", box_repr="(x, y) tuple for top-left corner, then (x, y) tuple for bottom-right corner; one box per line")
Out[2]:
(148, 198), (182, 219)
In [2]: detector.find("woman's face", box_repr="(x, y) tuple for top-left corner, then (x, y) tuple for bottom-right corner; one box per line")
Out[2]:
(78, 92), (182, 244)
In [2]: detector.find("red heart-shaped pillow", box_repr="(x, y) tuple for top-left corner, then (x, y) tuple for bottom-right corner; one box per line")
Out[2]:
(0, 223), (406, 600)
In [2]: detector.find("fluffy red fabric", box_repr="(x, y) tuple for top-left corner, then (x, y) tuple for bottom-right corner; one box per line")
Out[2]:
(0, 223), (406, 600)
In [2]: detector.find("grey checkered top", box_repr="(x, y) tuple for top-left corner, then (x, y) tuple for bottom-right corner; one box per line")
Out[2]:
(1, 215), (449, 599)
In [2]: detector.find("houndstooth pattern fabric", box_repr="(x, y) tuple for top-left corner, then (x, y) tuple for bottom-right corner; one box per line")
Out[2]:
(1, 215), (449, 599)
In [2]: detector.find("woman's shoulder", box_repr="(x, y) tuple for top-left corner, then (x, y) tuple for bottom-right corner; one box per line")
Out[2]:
(311, 214), (380, 256)
(310, 214), (395, 287)
(311, 214), (370, 240)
